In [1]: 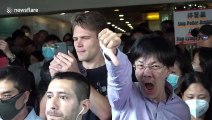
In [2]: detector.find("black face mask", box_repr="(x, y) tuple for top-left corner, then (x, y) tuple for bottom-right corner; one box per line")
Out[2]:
(0, 93), (25, 120)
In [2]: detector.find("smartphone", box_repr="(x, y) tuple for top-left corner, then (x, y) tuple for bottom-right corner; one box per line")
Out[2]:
(67, 45), (74, 53)
(54, 42), (68, 55)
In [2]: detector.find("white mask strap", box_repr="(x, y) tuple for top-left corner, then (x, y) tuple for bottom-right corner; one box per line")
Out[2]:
(76, 107), (84, 120)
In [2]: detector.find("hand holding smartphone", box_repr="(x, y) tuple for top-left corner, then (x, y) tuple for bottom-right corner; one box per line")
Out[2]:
(54, 42), (68, 55)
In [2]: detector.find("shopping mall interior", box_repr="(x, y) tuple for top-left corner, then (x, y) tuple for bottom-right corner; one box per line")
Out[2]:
(0, 0), (211, 39)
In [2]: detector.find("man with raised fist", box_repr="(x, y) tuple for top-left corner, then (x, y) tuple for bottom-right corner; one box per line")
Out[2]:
(99, 29), (190, 120)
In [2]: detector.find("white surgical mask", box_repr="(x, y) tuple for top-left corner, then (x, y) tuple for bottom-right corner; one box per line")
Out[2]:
(166, 74), (179, 90)
(185, 99), (209, 118)
(192, 64), (202, 72)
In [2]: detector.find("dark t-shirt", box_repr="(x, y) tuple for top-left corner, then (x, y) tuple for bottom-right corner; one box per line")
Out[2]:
(81, 64), (108, 120)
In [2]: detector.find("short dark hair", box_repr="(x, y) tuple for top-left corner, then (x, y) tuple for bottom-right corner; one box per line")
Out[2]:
(21, 25), (31, 32)
(71, 11), (108, 34)
(45, 34), (61, 43)
(0, 66), (33, 93)
(193, 47), (212, 86)
(130, 25), (152, 37)
(52, 72), (90, 103)
(31, 50), (44, 62)
(63, 33), (73, 42)
(12, 29), (25, 40)
(130, 34), (176, 67)
(194, 47), (212, 73)
(191, 25), (212, 37)
(38, 30), (49, 35)
(181, 72), (211, 94)
(161, 20), (174, 33)
(181, 72), (212, 119)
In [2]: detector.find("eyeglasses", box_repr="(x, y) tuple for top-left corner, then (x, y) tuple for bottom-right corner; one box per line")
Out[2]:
(196, 35), (209, 41)
(43, 43), (56, 48)
(134, 64), (164, 71)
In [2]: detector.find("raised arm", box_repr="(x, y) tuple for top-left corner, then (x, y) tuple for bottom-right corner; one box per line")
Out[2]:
(98, 28), (133, 110)
(0, 40), (16, 62)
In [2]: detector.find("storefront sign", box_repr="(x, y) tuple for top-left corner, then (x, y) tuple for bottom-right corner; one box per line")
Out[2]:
(174, 9), (212, 44)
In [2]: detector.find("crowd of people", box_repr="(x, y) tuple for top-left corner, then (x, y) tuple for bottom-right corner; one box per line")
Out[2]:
(0, 11), (211, 120)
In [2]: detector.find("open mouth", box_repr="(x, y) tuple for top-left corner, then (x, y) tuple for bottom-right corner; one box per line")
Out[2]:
(143, 82), (154, 95)
(145, 83), (154, 90)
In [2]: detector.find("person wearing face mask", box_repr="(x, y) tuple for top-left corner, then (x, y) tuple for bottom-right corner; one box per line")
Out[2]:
(42, 45), (55, 61)
(192, 49), (202, 72)
(0, 66), (42, 120)
(192, 47), (212, 85)
(167, 46), (193, 96)
(181, 72), (212, 120)
(42, 34), (61, 61)
(45, 72), (90, 120)
(28, 34), (61, 88)
(192, 47), (212, 72)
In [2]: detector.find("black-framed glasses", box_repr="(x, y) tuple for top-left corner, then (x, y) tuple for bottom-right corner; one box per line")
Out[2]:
(196, 35), (209, 41)
(134, 64), (164, 71)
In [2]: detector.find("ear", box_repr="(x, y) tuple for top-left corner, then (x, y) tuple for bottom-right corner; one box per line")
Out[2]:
(23, 91), (30, 104)
(80, 99), (90, 115)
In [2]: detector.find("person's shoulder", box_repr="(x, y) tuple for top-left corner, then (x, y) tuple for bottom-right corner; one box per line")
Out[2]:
(171, 94), (190, 110)
(25, 108), (42, 120)
(166, 94), (191, 119)
(34, 116), (42, 120)
(28, 61), (44, 70)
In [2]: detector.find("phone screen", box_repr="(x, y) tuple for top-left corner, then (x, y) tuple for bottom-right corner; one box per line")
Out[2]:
(54, 42), (68, 55)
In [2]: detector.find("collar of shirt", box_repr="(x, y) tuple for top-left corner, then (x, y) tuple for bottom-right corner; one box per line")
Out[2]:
(24, 107), (42, 120)
(165, 81), (175, 100)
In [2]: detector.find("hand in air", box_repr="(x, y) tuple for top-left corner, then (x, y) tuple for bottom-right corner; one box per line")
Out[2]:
(0, 40), (11, 54)
(98, 28), (121, 66)
(49, 51), (79, 77)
